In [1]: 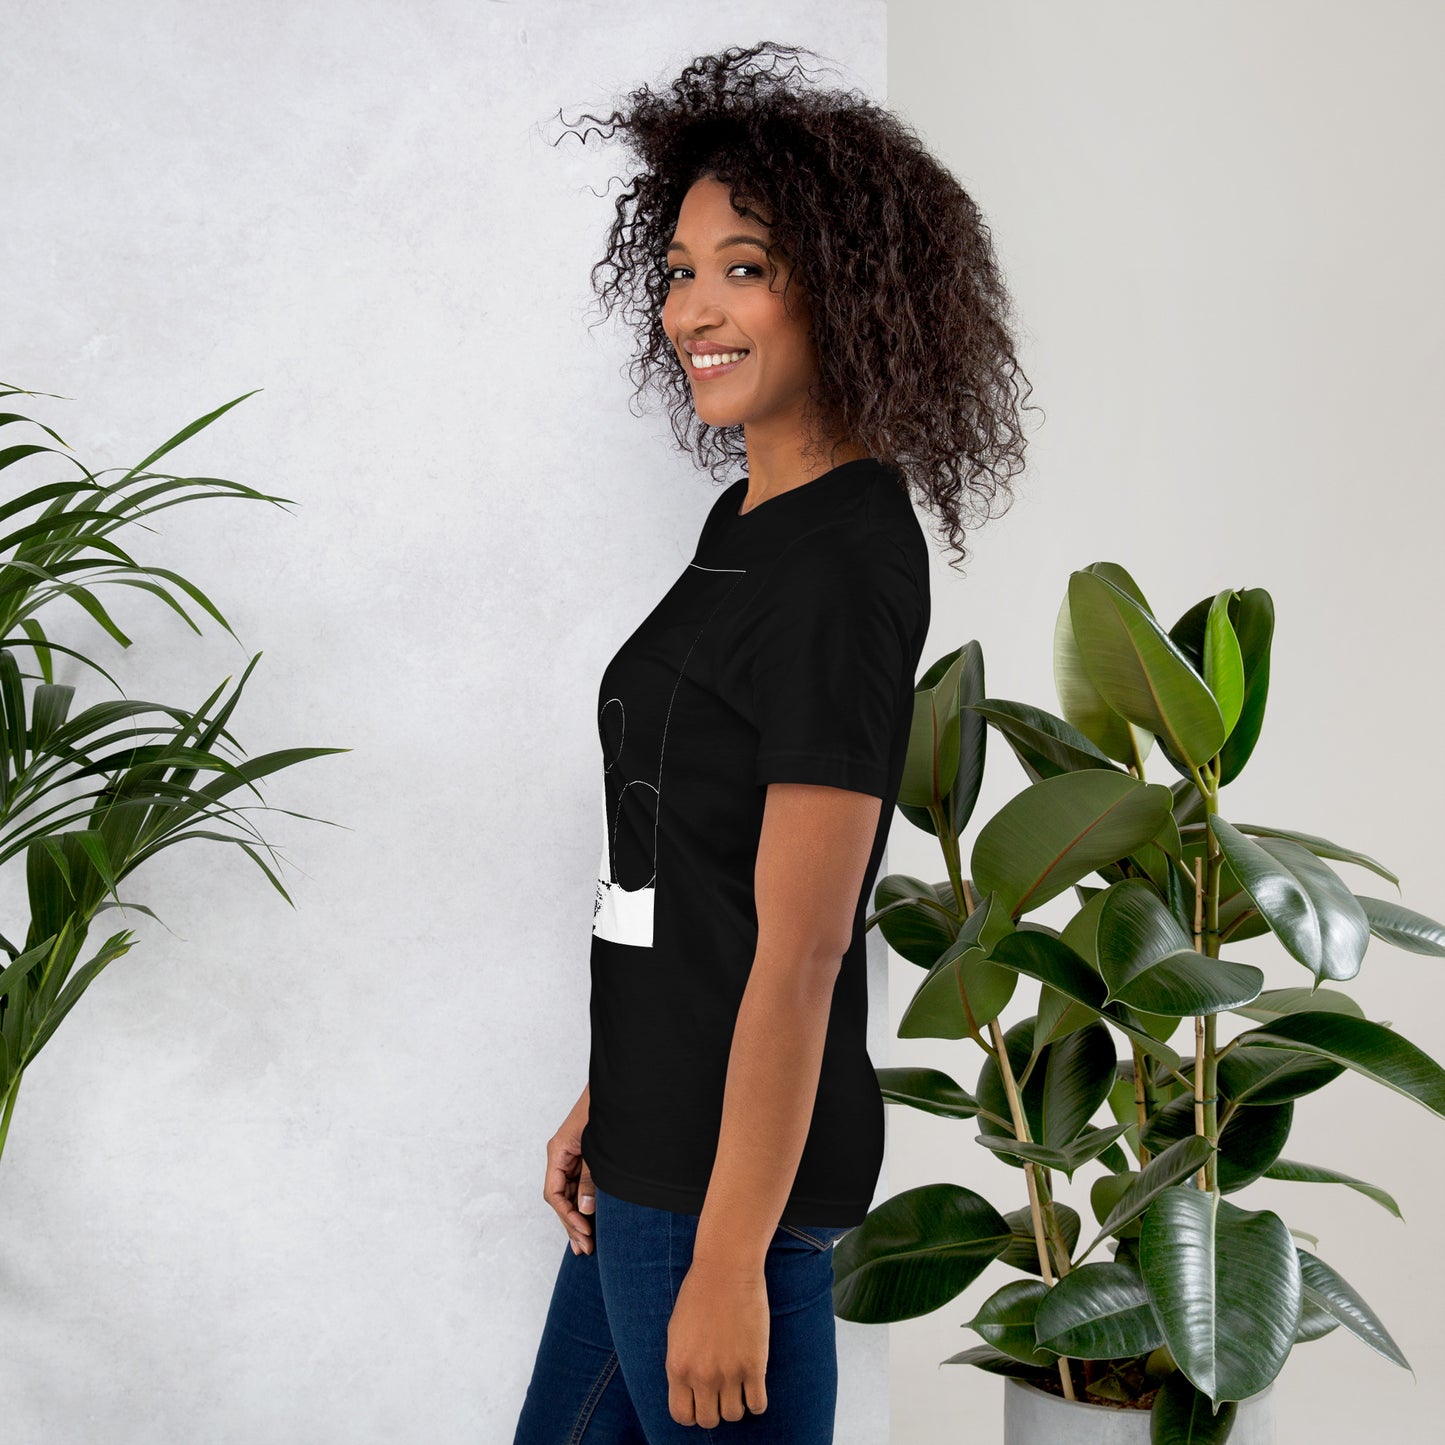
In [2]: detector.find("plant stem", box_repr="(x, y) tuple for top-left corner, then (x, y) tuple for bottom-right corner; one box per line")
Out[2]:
(1193, 1007), (1207, 1190)
(1041, 1191), (1076, 1280)
(1131, 1041), (1151, 1166)
(986, 1011), (1077, 1402)
(943, 826), (1074, 1394)
(1202, 1013), (1219, 1193)
(935, 804), (971, 931)
(0, 1071), (19, 1168)
(1127, 725), (1147, 779)
(1191, 764), (1224, 1194)
(935, 810), (996, 1058)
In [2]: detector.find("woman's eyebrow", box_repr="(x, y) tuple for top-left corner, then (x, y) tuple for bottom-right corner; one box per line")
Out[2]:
(666, 235), (769, 254)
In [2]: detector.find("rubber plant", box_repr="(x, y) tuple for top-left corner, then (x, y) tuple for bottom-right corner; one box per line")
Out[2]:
(0, 381), (345, 1168)
(832, 561), (1445, 1442)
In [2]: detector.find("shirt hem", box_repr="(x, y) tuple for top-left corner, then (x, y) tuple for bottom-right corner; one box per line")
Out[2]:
(583, 1140), (875, 1229)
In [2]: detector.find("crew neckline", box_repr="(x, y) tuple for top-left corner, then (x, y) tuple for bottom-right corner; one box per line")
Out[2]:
(731, 457), (885, 519)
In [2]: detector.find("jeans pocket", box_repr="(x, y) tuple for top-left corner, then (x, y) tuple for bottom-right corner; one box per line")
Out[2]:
(776, 1222), (851, 1251)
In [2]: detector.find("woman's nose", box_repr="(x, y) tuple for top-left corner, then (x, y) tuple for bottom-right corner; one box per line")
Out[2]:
(669, 285), (726, 332)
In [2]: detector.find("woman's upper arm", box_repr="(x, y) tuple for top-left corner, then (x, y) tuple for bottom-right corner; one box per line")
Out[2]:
(752, 780), (882, 970)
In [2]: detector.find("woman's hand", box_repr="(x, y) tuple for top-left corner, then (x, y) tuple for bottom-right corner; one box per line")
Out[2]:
(666, 1259), (770, 1427)
(543, 1087), (596, 1254)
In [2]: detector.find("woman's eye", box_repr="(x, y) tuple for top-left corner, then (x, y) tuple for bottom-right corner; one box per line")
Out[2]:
(661, 264), (760, 282)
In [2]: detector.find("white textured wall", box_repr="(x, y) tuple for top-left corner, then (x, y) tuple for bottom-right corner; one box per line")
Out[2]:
(887, 2), (1445, 1442)
(0, 3), (890, 1442)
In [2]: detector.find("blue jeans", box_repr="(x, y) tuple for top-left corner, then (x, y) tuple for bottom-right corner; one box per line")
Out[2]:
(513, 1182), (853, 1443)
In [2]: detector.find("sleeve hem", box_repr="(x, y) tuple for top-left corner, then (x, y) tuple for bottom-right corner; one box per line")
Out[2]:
(755, 750), (891, 799)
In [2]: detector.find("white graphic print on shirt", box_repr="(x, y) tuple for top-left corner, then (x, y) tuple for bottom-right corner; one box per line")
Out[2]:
(591, 561), (747, 949)
(592, 692), (657, 946)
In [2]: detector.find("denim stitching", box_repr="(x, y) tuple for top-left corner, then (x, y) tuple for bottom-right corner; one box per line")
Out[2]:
(567, 1348), (621, 1445)
(778, 1222), (835, 1250)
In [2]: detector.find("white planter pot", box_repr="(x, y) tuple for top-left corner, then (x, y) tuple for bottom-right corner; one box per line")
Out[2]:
(1003, 1375), (1275, 1444)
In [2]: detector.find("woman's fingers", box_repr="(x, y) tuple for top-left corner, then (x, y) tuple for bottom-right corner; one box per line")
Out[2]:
(569, 1157), (595, 1253)
(543, 1133), (594, 1253)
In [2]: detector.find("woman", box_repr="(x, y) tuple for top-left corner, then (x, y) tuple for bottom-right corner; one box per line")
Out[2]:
(514, 41), (1032, 1444)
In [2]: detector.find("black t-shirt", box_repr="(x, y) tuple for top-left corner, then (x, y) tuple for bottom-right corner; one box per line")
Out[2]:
(579, 456), (931, 1227)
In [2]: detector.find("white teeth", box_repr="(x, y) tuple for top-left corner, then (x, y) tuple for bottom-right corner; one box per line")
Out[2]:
(693, 350), (748, 368)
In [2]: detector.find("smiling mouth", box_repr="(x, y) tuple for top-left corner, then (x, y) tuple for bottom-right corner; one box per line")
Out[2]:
(688, 349), (750, 378)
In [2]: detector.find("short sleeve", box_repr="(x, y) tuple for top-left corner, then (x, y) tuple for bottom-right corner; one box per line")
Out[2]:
(737, 528), (922, 799)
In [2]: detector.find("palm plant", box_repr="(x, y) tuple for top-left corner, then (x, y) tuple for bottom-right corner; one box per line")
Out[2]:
(833, 561), (1445, 1442)
(0, 382), (344, 1168)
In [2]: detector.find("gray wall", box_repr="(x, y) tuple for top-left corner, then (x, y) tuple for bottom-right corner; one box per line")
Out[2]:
(887, 1), (1445, 1441)
(0, 3), (890, 1442)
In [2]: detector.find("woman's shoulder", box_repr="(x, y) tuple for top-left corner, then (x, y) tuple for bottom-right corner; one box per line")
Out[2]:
(764, 502), (927, 625)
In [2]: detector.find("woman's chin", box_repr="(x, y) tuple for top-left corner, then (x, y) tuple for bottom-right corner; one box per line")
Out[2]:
(690, 400), (748, 429)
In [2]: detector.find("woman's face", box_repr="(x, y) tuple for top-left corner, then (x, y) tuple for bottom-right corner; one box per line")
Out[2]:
(660, 174), (818, 434)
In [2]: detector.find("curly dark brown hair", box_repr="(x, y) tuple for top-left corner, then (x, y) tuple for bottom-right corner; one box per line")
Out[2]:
(553, 40), (1039, 571)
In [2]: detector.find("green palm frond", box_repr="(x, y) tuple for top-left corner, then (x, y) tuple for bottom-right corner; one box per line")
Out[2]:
(0, 385), (345, 1167)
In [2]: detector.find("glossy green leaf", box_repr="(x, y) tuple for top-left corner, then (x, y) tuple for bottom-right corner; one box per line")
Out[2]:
(1297, 1247), (1410, 1370)
(972, 770), (1176, 920)
(1079, 1135), (1217, 1261)
(1035, 981), (1102, 1048)
(1235, 1011), (1445, 1120)
(1112, 1235), (1141, 1271)
(1149, 1368), (1239, 1444)
(1355, 894), (1445, 956)
(1041, 1019), (1118, 1150)
(1063, 884), (1184, 1046)
(1034, 1260), (1164, 1359)
(1261, 1158), (1402, 1220)
(1168, 586), (1274, 789)
(1141, 1095), (1292, 1194)
(872, 874), (958, 967)
(1214, 587), (1274, 785)
(998, 1202), (1082, 1276)
(966, 1278), (1057, 1365)
(987, 929), (1185, 1074)
(1068, 570), (1226, 770)
(965, 697), (1125, 782)
(1180, 819), (1398, 888)
(1176, 834), (1270, 946)
(1208, 818), (1369, 983)
(1054, 578), (1148, 765)
(976, 1121), (1134, 1181)
(1229, 986), (1363, 1024)
(1139, 1188), (1301, 1406)
(1095, 878), (1190, 990)
(875, 1066), (984, 1121)
(1114, 950), (1264, 1018)
(899, 647), (965, 808)
(898, 891), (1017, 1038)
(1098, 1140), (1133, 1173)
(831, 1182), (1013, 1323)
(1103, 1072), (1141, 1157)
(897, 642), (986, 839)
(1216, 1045), (1344, 1105)
(953, 948), (1021, 1034)
(975, 1017), (1048, 1170)
(1201, 589), (1245, 738)
(1091, 1170), (1145, 1242)
(1293, 1291), (1341, 1344)
(940, 1343), (1052, 1377)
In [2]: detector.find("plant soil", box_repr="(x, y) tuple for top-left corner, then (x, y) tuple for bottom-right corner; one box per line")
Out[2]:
(1024, 1360), (1161, 1411)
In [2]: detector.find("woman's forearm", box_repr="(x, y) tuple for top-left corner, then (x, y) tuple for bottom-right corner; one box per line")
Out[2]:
(691, 953), (841, 1272)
